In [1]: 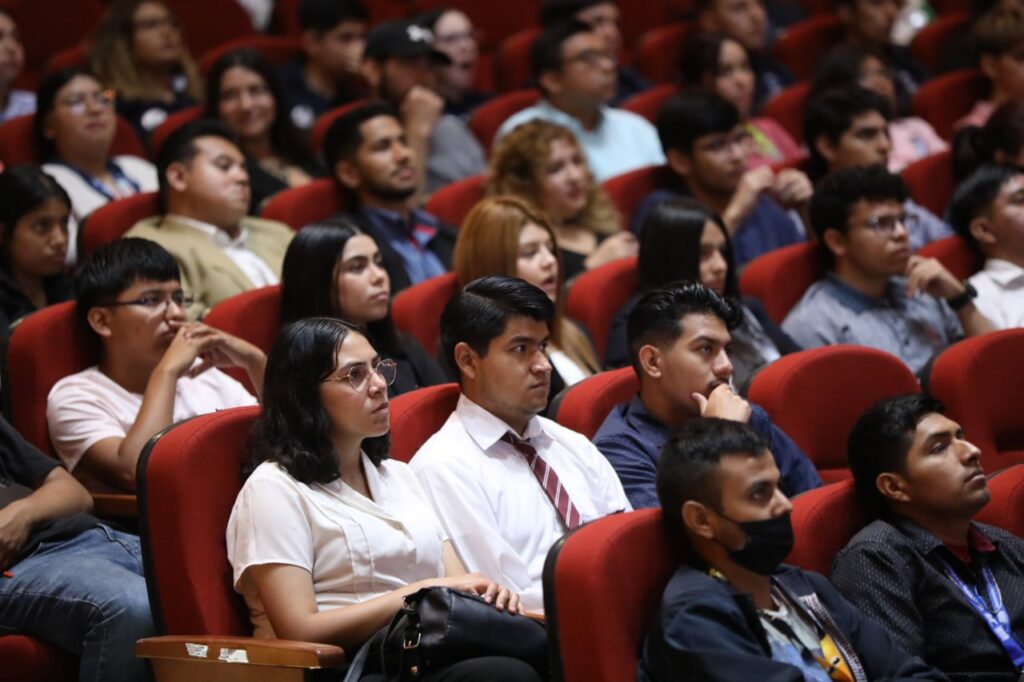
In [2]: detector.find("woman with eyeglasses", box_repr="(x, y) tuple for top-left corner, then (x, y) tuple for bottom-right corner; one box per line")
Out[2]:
(34, 68), (158, 265)
(414, 8), (492, 119)
(228, 317), (542, 681)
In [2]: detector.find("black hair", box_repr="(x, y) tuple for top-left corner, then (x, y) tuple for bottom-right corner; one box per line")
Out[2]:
(155, 119), (241, 214)
(279, 218), (401, 356)
(679, 33), (739, 88)
(204, 48), (318, 172)
(636, 198), (738, 296)
(804, 85), (891, 181)
(952, 101), (1024, 181)
(847, 393), (945, 516)
(246, 317), (389, 484)
(539, 0), (614, 26)
(440, 275), (555, 380)
(74, 237), (180, 325)
(414, 6), (454, 31)
(530, 18), (593, 86)
(626, 281), (742, 376)
(810, 43), (909, 117)
(0, 166), (72, 265)
(948, 163), (1023, 252)
(298, 0), (369, 33)
(657, 417), (768, 541)
(656, 90), (740, 156)
(322, 101), (399, 174)
(33, 67), (104, 163)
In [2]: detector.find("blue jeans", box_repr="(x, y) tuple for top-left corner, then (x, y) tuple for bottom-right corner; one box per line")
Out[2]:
(0, 525), (155, 682)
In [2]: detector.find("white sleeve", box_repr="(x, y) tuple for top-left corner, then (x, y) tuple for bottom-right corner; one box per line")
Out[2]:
(581, 438), (633, 514)
(46, 379), (128, 471)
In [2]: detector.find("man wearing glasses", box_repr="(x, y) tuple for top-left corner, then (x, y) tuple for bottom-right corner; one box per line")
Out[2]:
(47, 238), (263, 492)
(783, 165), (994, 375)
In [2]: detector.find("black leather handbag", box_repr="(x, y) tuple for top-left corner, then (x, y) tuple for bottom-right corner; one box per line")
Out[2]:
(379, 586), (549, 680)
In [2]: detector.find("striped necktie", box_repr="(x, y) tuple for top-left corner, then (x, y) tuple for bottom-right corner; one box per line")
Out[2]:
(502, 431), (582, 530)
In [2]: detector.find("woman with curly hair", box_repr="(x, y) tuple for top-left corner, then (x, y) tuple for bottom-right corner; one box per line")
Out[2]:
(488, 119), (635, 280)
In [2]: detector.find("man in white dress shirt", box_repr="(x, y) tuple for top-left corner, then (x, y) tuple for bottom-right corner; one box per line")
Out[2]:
(411, 276), (630, 610)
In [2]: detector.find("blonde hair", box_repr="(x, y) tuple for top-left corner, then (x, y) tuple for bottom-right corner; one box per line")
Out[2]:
(455, 196), (600, 374)
(89, 0), (202, 102)
(488, 119), (620, 236)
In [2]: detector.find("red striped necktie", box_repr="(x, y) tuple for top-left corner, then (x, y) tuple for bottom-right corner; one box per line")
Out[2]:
(501, 431), (582, 530)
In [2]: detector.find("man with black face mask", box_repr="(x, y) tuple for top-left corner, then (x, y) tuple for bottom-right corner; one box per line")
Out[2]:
(638, 417), (946, 682)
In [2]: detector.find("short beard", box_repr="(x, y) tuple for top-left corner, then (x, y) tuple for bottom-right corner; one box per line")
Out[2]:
(364, 180), (417, 204)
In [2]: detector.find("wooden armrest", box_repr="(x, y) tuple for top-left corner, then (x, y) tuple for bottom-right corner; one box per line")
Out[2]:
(524, 608), (546, 624)
(136, 635), (344, 668)
(92, 493), (137, 518)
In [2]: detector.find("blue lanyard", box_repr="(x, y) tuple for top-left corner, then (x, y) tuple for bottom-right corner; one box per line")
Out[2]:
(941, 561), (1024, 670)
(59, 161), (140, 202)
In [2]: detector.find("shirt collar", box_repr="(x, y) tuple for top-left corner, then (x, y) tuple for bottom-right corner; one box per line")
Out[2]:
(891, 515), (999, 562)
(455, 393), (551, 453)
(625, 395), (672, 441)
(536, 99), (608, 134)
(823, 272), (906, 314)
(168, 214), (249, 249)
(983, 259), (1024, 288)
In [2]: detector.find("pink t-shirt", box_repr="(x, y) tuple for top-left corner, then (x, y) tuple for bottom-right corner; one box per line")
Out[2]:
(888, 117), (948, 173)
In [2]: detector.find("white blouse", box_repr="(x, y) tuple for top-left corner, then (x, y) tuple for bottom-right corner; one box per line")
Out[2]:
(226, 456), (448, 638)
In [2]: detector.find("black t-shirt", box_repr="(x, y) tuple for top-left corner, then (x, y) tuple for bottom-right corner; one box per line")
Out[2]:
(0, 418), (100, 563)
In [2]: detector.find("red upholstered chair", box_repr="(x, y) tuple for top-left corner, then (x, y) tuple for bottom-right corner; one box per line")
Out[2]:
(748, 345), (920, 482)
(46, 43), (88, 74)
(913, 69), (988, 140)
(975, 465), (1024, 537)
(423, 174), (485, 227)
(787, 480), (868, 576)
(388, 383), (461, 463)
(198, 35), (304, 75)
(552, 367), (638, 439)
(391, 272), (460, 354)
(135, 407), (345, 680)
(5, 0), (103, 90)
(543, 508), (677, 682)
(0, 114), (144, 166)
(762, 82), (812, 143)
(619, 84), (681, 124)
(565, 257), (638, 359)
(929, 329), (1024, 471)
(0, 635), (77, 682)
(148, 106), (203, 159)
(78, 192), (160, 260)
(773, 16), (843, 81)
(203, 285), (282, 392)
(900, 149), (955, 217)
(917, 235), (983, 281)
(633, 23), (696, 84)
(910, 12), (970, 73)
(601, 164), (678, 230)
(310, 99), (370, 157)
(260, 178), (348, 230)
(165, 0), (255, 57)
(468, 89), (542, 150)
(493, 28), (542, 93)
(738, 242), (823, 324)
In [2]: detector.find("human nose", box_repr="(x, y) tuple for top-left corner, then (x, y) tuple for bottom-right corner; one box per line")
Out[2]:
(533, 349), (553, 375)
(713, 348), (733, 378)
(709, 250), (728, 275)
(163, 296), (186, 320)
(774, 490), (794, 516)
(959, 437), (982, 465)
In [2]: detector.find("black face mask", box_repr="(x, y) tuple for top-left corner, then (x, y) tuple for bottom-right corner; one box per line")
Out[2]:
(716, 512), (794, 576)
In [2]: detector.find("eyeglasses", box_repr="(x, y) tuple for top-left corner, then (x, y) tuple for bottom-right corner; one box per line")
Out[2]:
(104, 290), (195, 311)
(696, 130), (753, 155)
(59, 89), (116, 116)
(563, 48), (616, 68)
(857, 212), (917, 235)
(325, 359), (398, 392)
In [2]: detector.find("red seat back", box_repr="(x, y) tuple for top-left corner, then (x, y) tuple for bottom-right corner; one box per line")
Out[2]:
(544, 508), (677, 682)
(203, 285), (282, 392)
(5, 0), (103, 90)
(633, 23), (696, 84)
(259, 178), (348, 230)
(900, 149), (955, 217)
(787, 480), (868, 575)
(565, 257), (638, 359)
(46, 43), (88, 74)
(618, 84), (681, 124)
(0, 635), (77, 682)
(468, 89), (541, 150)
(772, 16), (843, 81)
(198, 35), (305, 75)
(493, 28), (541, 93)
(910, 12), (970, 74)
(738, 242), (823, 324)
(148, 106), (203, 159)
(601, 164), (677, 230)
(310, 100), (370, 158)
(975, 465), (1024, 537)
(916, 235), (983, 281)
(164, 0), (255, 57)
(762, 82), (812, 144)
(553, 367), (638, 439)
(79, 192), (160, 261)
(748, 345), (920, 482)
(423, 175), (485, 227)
(0, 114), (144, 166)
(388, 383), (461, 463)
(913, 69), (988, 140)
(929, 329), (1024, 471)
(391, 272), (460, 354)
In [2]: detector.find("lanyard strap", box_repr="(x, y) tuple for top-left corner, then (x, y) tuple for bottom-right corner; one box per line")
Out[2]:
(942, 561), (1024, 669)
(59, 161), (140, 202)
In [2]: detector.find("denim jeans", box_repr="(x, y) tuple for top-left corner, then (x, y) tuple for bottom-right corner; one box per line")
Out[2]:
(0, 525), (155, 682)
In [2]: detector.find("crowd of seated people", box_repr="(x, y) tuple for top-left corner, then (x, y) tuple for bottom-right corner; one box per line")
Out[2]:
(4, 0), (1024, 680)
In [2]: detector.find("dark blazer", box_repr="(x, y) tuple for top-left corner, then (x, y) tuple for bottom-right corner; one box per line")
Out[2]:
(389, 334), (450, 398)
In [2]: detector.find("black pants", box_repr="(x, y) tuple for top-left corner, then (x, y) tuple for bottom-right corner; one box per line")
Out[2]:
(360, 656), (541, 682)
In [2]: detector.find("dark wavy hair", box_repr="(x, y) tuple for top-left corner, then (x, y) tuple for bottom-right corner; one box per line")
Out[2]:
(246, 317), (389, 484)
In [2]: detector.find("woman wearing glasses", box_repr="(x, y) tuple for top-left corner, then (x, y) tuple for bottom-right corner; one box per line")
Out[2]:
(414, 8), (491, 120)
(34, 68), (158, 265)
(229, 317), (541, 681)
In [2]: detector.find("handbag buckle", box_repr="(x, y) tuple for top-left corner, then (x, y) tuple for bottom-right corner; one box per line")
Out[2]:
(403, 630), (421, 650)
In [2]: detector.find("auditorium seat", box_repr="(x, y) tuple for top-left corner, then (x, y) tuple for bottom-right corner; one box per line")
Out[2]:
(468, 89), (541, 150)
(78, 192), (160, 261)
(601, 164), (678, 231)
(148, 106), (202, 158)
(45, 43), (88, 74)
(203, 285), (281, 393)
(423, 174), (485, 227)
(565, 257), (638, 359)
(910, 12), (970, 74)
(493, 28), (542, 93)
(619, 84), (681, 124)
(260, 178), (348, 230)
(787, 479), (868, 575)
(310, 99), (370, 157)
(388, 383), (461, 462)
(0, 113), (144, 166)
(632, 23), (695, 84)
(164, 0), (255, 57)
(913, 69), (988, 140)
(916, 235), (983, 281)
(198, 35), (304, 75)
(762, 82), (812, 144)
(5, 0), (103, 90)
(738, 242), (822, 324)
(0, 635), (77, 682)
(551, 367), (638, 439)
(900, 149), (955, 217)
(391, 272), (460, 354)
(976, 465), (1024, 537)
(772, 15), (843, 81)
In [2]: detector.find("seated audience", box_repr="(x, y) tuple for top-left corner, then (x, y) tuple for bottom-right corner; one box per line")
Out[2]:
(205, 50), (323, 213)
(834, 0), (928, 93)
(47, 239), (262, 492)
(89, 0), (202, 138)
(34, 68), (158, 264)
(323, 103), (456, 293)
(454, 197), (599, 399)
(949, 163), (1024, 329)
(279, 220), (447, 396)
(833, 394), (1024, 680)
(595, 282), (819, 509)
(488, 119), (635, 279)
(0, 9), (34, 121)
(680, 33), (801, 169)
(0, 167), (74, 333)
(638, 417), (945, 681)
(783, 165), (993, 375)
(812, 44), (946, 173)
(414, 7), (492, 119)
(280, 0), (368, 132)
(227, 317), (542, 681)
(0, 417), (155, 681)
(411, 276), (630, 609)
(637, 91), (810, 268)
(361, 18), (486, 194)
(605, 199), (799, 385)
(495, 20), (665, 182)
(958, 8), (1024, 130)
(126, 120), (294, 311)
(953, 101), (1024, 181)
(538, 0), (650, 104)
(805, 86), (951, 250)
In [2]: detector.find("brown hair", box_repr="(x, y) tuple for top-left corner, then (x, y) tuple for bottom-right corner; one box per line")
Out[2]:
(974, 7), (1024, 58)
(454, 196), (600, 374)
(487, 119), (620, 236)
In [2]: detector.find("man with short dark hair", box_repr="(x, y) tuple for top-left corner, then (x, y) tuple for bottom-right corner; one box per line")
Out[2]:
(833, 0), (928, 93)
(832, 394), (1024, 680)
(639, 417), (944, 681)
(495, 19), (664, 181)
(411, 276), (629, 610)
(126, 120), (294, 310)
(594, 282), (820, 510)
(323, 103), (456, 293)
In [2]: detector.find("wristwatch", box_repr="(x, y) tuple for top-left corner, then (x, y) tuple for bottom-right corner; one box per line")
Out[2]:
(946, 282), (978, 311)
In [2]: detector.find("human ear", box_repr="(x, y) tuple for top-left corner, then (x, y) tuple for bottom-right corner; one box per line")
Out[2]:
(638, 344), (662, 379)
(814, 134), (837, 165)
(360, 59), (381, 90)
(969, 216), (998, 247)
(333, 159), (362, 191)
(165, 161), (190, 194)
(979, 54), (998, 82)
(876, 472), (911, 503)
(539, 70), (563, 97)
(682, 500), (715, 539)
(666, 148), (691, 179)
(453, 341), (477, 381)
(822, 227), (847, 260)
(86, 307), (114, 339)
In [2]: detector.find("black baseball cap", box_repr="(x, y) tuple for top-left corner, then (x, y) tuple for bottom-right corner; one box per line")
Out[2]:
(364, 20), (451, 64)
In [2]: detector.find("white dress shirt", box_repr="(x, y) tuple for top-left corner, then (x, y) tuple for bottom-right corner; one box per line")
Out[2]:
(969, 258), (1024, 330)
(410, 395), (631, 610)
(169, 214), (279, 287)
